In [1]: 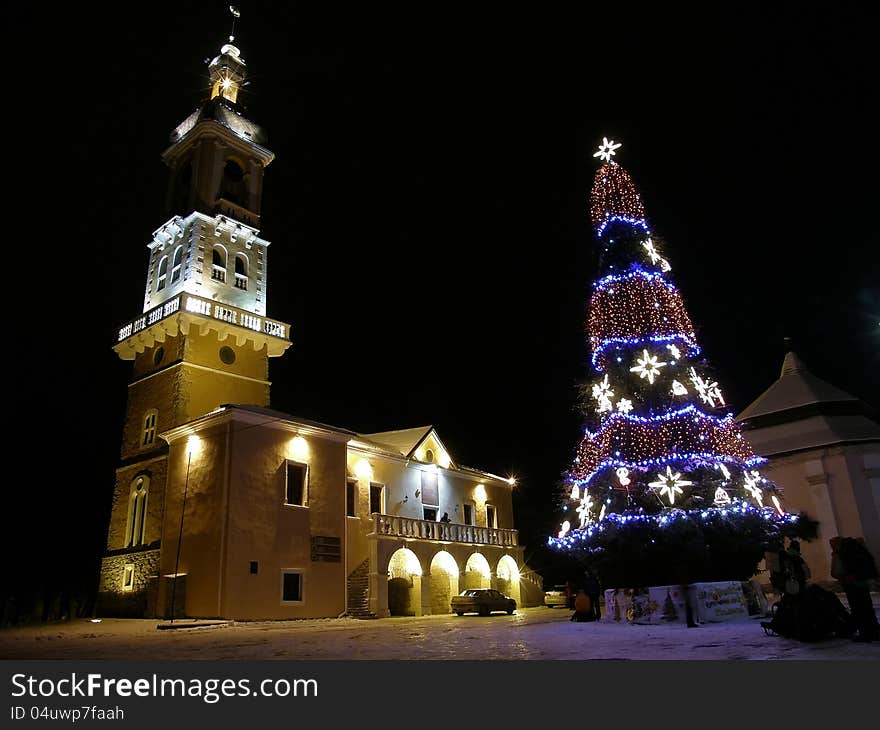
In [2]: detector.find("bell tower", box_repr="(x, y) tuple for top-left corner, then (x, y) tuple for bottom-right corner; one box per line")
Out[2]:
(98, 20), (291, 615)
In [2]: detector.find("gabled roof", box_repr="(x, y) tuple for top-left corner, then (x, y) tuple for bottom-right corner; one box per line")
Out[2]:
(737, 350), (864, 422)
(735, 350), (880, 454)
(359, 426), (434, 459)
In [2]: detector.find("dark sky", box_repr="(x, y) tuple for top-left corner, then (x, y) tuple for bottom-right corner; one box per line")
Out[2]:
(5, 2), (878, 595)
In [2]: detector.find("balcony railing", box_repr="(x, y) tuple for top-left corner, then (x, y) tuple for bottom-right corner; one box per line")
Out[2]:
(116, 293), (289, 343)
(371, 513), (518, 548)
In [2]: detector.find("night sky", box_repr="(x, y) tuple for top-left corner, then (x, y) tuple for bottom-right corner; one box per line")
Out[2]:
(5, 2), (878, 602)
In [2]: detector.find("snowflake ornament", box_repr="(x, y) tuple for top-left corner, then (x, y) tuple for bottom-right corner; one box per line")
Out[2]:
(630, 349), (667, 384)
(743, 470), (764, 507)
(592, 374), (614, 403)
(648, 465), (693, 506)
(597, 396), (614, 414)
(642, 237), (661, 265)
(713, 487), (732, 506)
(576, 493), (595, 528)
(689, 367), (726, 407)
(593, 137), (622, 163)
(617, 398), (634, 414)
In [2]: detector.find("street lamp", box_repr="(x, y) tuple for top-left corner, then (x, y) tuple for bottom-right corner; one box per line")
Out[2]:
(169, 435), (200, 623)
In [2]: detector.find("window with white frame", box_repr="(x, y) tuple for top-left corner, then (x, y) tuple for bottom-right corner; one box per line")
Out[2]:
(141, 409), (158, 448)
(369, 483), (384, 515)
(281, 571), (303, 603)
(212, 245), (227, 283)
(124, 476), (150, 548)
(170, 246), (183, 284)
(285, 461), (309, 506)
(463, 502), (475, 526)
(486, 503), (497, 528)
(122, 564), (135, 591)
(234, 253), (248, 290)
(346, 479), (357, 517)
(156, 256), (168, 291)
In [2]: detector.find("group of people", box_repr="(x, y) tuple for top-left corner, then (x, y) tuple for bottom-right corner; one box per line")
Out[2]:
(764, 535), (879, 642)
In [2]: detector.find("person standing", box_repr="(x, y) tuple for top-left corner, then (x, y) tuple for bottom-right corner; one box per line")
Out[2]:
(830, 536), (879, 642)
(785, 539), (810, 595)
(583, 571), (602, 621)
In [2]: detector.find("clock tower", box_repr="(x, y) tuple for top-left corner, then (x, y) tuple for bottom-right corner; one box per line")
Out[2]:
(98, 34), (291, 615)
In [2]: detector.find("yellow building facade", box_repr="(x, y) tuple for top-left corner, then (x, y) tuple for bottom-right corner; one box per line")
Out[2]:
(98, 37), (540, 620)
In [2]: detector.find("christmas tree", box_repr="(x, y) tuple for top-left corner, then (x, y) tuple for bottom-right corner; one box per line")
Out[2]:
(550, 139), (807, 588)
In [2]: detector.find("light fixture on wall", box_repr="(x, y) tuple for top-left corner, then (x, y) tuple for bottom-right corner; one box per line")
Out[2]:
(414, 489), (420, 498)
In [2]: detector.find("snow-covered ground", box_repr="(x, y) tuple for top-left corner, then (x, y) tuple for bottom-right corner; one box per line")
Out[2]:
(1, 606), (878, 660)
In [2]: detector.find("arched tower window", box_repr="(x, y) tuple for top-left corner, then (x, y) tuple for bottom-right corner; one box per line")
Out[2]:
(212, 245), (227, 283)
(124, 475), (150, 548)
(156, 256), (168, 291)
(219, 159), (245, 205)
(170, 246), (183, 284)
(234, 253), (248, 290)
(141, 409), (158, 448)
(174, 160), (192, 214)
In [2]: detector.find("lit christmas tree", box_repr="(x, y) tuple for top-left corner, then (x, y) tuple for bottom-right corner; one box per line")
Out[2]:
(549, 139), (811, 588)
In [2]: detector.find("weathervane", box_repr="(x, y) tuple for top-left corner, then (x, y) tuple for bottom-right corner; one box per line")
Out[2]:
(229, 5), (241, 42)
(593, 137), (622, 163)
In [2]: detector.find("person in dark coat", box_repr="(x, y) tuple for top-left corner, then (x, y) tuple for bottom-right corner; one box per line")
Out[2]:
(570, 590), (594, 622)
(831, 536), (879, 642)
(583, 571), (602, 620)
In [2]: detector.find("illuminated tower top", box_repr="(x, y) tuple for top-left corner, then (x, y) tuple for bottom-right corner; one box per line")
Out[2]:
(114, 11), (290, 362)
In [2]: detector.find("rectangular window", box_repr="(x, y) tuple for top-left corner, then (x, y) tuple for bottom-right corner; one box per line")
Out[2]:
(346, 480), (357, 517)
(281, 572), (303, 603)
(285, 461), (308, 506)
(463, 503), (474, 526)
(486, 504), (497, 528)
(250, 561), (259, 575)
(420, 470), (439, 506)
(369, 483), (384, 515)
(122, 564), (135, 592)
(142, 412), (157, 447)
(423, 507), (438, 521)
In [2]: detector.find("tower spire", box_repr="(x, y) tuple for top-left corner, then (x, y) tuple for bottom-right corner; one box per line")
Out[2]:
(229, 5), (240, 43)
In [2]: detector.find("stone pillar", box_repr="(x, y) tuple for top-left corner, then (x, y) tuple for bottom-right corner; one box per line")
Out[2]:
(368, 539), (390, 617)
(419, 571), (431, 616)
(489, 570), (498, 591)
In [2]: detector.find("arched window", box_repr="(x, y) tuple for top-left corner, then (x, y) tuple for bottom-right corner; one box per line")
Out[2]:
(212, 245), (227, 283)
(220, 159), (245, 204)
(170, 246), (183, 284)
(141, 409), (158, 448)
(125, 475), (150, 548)
(156, 256), (168, 291)
(234, 254), (248, 290)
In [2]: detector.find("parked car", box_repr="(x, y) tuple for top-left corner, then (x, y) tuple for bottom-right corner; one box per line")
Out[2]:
(451, 589), (516, 616)
(544, 585), (569, 608)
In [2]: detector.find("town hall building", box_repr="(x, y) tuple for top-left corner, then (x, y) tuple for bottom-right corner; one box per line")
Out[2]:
(98, 36), (541, 620)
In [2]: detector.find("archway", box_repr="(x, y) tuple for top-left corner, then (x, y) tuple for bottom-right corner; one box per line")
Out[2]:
(463, 553), (491, 590)
(496, 555), (521, 604)
(429, 551), (459, 615)
(387, 548), (422, 616)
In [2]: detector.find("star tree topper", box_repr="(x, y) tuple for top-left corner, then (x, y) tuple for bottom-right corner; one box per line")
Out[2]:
(593, 137), (622, 163)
